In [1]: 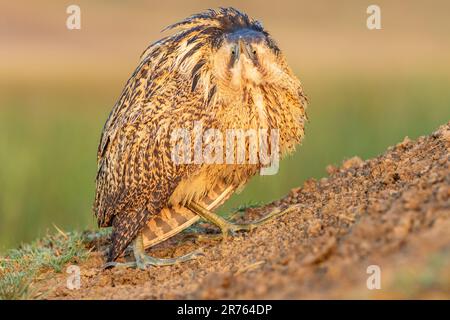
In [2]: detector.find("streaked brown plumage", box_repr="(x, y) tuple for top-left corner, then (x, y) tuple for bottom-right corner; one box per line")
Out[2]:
(94, 7), (308, 265)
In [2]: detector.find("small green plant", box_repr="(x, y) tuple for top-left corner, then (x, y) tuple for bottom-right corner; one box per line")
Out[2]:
(0, 229), (89, 300)
(0, 270), (34, 300)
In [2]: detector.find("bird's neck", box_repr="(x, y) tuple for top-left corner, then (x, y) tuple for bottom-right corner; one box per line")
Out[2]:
(212, 82), (306, 157)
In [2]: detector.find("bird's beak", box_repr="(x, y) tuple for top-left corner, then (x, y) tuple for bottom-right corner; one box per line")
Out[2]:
(230, 40), (241, 66)
(229, 30), (261, 65)
(238, 38), (245, 59)
(240, 37), (257, 63)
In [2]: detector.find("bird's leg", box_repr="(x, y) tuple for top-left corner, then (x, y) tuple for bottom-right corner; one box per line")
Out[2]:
(187, 202), (303, 239)
(103, 233), (203, 270)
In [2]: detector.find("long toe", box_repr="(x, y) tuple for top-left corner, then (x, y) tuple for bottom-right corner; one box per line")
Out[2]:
(136, 249), (204, 268)
(102, 261), (138, 270)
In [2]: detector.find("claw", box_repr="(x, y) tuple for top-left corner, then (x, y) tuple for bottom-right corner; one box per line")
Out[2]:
(104, 233), (204, 270)
(188, 201), (303, 239)
(135, 248), (204, 269)
(102, 261), (137, 270)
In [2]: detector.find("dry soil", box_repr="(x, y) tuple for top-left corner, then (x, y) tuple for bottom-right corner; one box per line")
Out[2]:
(37, 122), (450, 299)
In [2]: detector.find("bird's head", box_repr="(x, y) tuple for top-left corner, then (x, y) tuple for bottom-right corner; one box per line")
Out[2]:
(142, 7), (300, 105)
(213, 26), (282, 89)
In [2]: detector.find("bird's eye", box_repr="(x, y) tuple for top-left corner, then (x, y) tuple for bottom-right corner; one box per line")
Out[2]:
(252, 50), (257, 55)
(231, 50), (236, 55)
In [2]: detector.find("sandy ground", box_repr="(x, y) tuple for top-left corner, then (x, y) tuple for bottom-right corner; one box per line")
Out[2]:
(36, 122), (450, 299)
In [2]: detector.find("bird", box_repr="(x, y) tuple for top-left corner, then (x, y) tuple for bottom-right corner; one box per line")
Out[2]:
(94, 7), (308, 269)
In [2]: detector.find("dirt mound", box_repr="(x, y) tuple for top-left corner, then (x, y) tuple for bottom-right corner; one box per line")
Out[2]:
(39, 122), (450, 299)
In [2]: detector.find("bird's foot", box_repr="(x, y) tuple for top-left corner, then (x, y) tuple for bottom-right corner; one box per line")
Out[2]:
(222, 204), (305, 237)
(103, 248), (204, 270)
(103, 260), (138, 269)
(135, 249), (204, 270)
(188, 202), (304, 241)
(246, 203), (305, 225)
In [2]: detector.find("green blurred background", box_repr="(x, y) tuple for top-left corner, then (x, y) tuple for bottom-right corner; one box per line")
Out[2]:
(1, 0), (449, 252)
